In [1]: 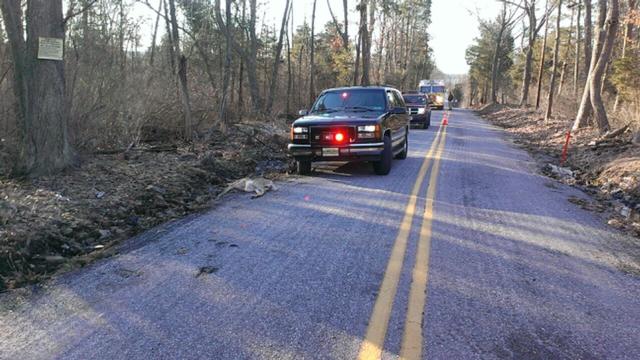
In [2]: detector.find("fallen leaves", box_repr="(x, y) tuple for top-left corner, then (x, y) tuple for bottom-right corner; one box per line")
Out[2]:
(0, 122), (290, 291)
(481, 105), (640, 238)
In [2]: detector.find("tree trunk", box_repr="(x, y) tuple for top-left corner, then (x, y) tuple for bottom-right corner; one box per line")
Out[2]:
(286, 3), (293, 116)
(1, 0), (73, 176)
(613, 0), (637, 111)
(167, 0), (194, 139)
(218, 0), (233, 133)
(238, 0), (246, 110)
(583, 0), (593, 77)
(520, 45), (535, 106)
(558, 5), (574, 96)
(376, 10), (387, 84)
(266, 0), (291, 114)
(353, 29), (361, 85)
(327, 0), (349, 51)
(215, 0), (263, 112)
(149, 0), (163, 66)
(309, 0), (317, 105)
(297, 44), (304, 109)
(573, 0), (608, 130)
(590, 0), (619, 133)
(573, 4), (582, 97)
(536, 0), (550, 109)
(343, 0), (349, 48)
(545, 0), (563, 121)
(491, 3), (507, 104)
(359, 0), (371, 86)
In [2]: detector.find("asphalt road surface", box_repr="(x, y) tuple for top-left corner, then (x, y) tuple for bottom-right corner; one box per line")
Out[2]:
(2, 110), (639, 360)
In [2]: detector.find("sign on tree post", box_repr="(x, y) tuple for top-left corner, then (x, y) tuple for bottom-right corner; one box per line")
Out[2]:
(37, 37), (64, 61)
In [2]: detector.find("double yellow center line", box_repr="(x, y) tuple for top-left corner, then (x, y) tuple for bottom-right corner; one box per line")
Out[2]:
(358, 120), (449, 360)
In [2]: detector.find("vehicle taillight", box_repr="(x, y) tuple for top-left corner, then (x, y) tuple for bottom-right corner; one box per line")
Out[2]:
(335, 132), (345, 142)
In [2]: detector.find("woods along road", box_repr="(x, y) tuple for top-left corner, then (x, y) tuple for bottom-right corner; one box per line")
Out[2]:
(1, 110), (639, 359)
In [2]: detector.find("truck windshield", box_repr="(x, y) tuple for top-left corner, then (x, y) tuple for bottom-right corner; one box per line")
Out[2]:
(311, 90), (386, 113)
(420, 86), (445, 93)
(403, 95), (427, 105)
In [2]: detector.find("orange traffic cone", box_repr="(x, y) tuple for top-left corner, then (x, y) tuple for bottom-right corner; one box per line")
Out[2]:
(442, 113), (449, 126)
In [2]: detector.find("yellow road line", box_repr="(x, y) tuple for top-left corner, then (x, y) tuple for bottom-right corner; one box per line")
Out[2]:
(358, 125), (445, 360)
(400, 125), (448, 360)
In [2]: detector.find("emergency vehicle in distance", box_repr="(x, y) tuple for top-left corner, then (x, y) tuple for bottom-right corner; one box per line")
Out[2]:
(418, 80), (447, 110)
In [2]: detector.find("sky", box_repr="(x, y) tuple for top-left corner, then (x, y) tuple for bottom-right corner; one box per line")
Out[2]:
(130, 0), (503, 75)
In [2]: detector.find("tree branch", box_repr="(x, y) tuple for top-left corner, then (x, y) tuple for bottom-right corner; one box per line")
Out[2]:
(63, 0), (99, 26)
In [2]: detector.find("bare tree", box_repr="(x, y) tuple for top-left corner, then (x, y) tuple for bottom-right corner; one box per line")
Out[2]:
(515, 0), (555, 106)
(491, 1), (521, 104)
(574, 0), (607, 129)
(219, 0), (232, 132)
(573, 0), (620, 132)
(545, 0), (563, 121)
(266, 0), (291, 114)
(558, 3), (573, 95)
(589, 0), (619, 132)
(0, 0), (73, 176)
(327, 0), (349, 51)
(215, 0), (263, 112)
(573, 2), (582, 96)
(535, 0), (550, 109)
(285, 2), (294, 116)
(166, 0), (194, 139)
(358, 0), (371, 86)
(614, 0), (637, 111)
(309, 0), (317, 105)
(149, 0), (163, 66)
(353, 30), (361, 85)
(583, 0), (593, 76)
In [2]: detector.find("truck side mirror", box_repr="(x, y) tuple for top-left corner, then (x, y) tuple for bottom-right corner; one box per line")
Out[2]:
(298, 109), (308, 116)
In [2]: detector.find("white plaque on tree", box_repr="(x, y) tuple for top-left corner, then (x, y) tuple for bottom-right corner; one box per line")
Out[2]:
(37, 37), (64, 61)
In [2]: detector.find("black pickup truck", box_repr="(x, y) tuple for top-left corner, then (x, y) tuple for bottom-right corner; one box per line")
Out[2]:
(288, 86), (410, 175)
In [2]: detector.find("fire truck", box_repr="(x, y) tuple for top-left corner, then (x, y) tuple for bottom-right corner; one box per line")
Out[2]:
(418, 80), (447, 110)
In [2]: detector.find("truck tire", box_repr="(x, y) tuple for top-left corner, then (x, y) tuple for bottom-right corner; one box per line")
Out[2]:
(373, 135), (392, 175)
(395, 133), (408, 160)
(297, 160), (312, 175)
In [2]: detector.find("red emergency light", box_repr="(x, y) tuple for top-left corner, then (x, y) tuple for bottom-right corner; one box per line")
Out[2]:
(335, 132), (345, 142)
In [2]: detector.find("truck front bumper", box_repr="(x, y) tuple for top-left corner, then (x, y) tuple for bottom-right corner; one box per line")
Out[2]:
(288, 142), (385, 162)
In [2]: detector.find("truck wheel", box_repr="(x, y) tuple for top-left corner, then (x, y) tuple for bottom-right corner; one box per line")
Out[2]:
(297, 160), (312, 175)
(373, 135), (392, 175)
(395, 133), (408, 160)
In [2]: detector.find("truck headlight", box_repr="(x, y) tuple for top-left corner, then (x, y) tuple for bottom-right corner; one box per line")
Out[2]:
(417, 108), (426, 114)
(357, 125), (377, 132)
(291, 126), (308, 141)
(357, 124), (380, 139)
(436, 96), (444, 103)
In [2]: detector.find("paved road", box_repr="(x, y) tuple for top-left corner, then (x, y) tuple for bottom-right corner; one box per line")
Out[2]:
(2, 110), (639, 359)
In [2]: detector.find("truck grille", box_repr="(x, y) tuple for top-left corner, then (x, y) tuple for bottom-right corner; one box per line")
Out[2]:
(408, 107), (420, 115)
(310, 126), (356, 145)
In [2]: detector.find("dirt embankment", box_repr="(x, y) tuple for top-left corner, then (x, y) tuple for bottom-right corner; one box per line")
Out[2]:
(478, 104), (640, 238)
(0, 122), (291, 291)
